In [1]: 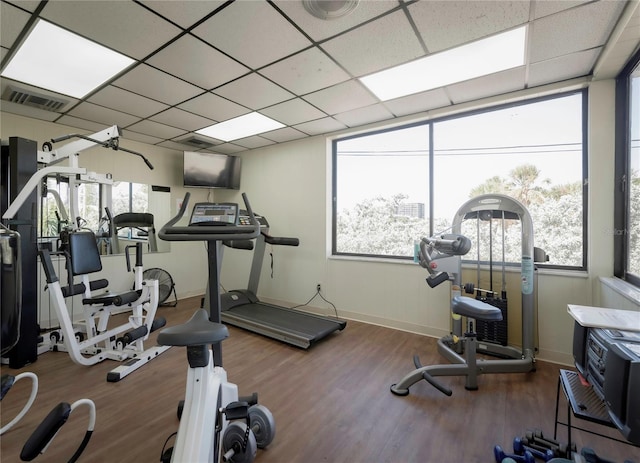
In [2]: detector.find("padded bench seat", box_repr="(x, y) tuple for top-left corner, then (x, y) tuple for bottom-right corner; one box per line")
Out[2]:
(452, 296), (503, 322)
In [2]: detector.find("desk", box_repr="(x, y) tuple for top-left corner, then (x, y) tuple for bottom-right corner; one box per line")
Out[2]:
(567, 305), (640, 332)
(554, 369), (633, 450)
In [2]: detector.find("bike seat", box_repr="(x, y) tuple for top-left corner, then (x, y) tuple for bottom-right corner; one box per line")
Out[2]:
(157, 309), (229, 347)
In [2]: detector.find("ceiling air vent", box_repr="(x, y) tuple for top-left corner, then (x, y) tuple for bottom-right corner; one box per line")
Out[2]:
(179, 136), (215, 149)
(1, 85), (68, 112)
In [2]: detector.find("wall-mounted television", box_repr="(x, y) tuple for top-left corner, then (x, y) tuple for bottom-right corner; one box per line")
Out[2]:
(183, 151), (241, 189)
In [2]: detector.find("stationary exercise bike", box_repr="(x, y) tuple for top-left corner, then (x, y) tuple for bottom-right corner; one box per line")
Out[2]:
(157, 193), (275, 463)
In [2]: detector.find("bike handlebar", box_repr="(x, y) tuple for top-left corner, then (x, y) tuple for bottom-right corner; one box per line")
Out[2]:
(158, 192), (261, 242)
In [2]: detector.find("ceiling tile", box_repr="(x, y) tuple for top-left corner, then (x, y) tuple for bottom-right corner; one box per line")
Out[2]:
(112, 64), (202, 105)
(261, 126), (308, 143)
(147, 34), (249, 90)
(532, 0), (590, 20)
(210, 143), (246, 154)
(56, 114), (109, 132)
(150, 107), (215, 131)
(530, 0), (626, 63)
(273, 0), (399, 42)
(294, 117), (347, 136)
(260, 47), (351, 95)
(3, 1), (41, 13)
(139, 0), (227, 29)
(123, 130), (164, 146)
(384, 87), (451, 117)
(178, 93), (250, 122)
(321, 10), (424, 77)
(192, 1), (311, 69)
(40, 0), (181, 60)
(409, 0), (530, 53)
(303, 80), (378, 115)
(213, 73), (294, 110)
(334, 103), (394, 127)
(260, 98), (327, 125)
(232, 135), (276, 150)
(528, 48), (600, 87)
(88, 86), (168, 118)
(126, 119), (187, 139)
(0, 2), (31, 50)
(66, 101), (141, 127)
(447, 67), (526, 104)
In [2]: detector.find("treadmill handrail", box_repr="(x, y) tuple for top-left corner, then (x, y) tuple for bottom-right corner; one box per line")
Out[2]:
(262, 233), (299, 247)
(159, 192), (260, 242)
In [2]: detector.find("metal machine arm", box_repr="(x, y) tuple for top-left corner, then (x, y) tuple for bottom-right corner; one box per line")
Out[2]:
(418, 234), (471, 288)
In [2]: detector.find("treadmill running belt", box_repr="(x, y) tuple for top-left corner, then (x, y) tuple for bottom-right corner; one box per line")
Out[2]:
(222, 303), (345, 348)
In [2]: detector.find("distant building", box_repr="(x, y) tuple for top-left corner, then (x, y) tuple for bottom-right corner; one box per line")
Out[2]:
(397, 202), (425, 219)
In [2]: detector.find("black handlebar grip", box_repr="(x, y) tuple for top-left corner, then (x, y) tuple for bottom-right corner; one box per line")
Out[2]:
(426, 272), (449, 288)
(263, 235), (299, 246)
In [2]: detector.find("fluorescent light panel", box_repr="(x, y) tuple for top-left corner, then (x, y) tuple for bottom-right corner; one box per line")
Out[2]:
(196, 112), (285, 141)
(360, 26), (527, 101)
(1, 19), (134, 98)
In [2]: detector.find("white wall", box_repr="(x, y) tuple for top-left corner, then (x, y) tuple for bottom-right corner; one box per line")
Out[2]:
(2, 78), (638, 366)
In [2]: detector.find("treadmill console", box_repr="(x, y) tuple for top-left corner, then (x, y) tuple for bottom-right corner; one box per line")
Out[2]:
(189, 203), (238, 226)
(238, 209), (269, 228)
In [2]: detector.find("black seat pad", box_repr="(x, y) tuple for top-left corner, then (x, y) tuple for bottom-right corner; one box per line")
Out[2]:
(157, 309), (229, 347)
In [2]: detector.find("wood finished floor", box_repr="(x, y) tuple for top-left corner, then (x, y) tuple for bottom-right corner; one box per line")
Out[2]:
(2, 296), (638, 463)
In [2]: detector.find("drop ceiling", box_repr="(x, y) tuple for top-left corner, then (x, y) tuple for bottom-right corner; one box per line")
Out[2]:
(1, 0), (639, 154)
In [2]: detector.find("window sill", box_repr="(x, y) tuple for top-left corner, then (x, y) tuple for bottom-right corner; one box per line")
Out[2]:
(599, 276), (640, 306)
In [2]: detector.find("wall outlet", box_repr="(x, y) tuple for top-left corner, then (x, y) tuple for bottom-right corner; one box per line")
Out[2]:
(316, 283), (322, 292)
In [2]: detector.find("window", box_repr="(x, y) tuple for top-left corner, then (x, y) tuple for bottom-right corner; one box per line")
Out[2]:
(40, 177), (100, 236)
(333, 91), (587, 269)
(110, 181), (150, 241)
(333, 125), (430, 258)
(614, 49), (640, 287)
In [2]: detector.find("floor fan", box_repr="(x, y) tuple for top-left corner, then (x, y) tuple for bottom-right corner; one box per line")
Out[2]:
(142, 268), (177, 306)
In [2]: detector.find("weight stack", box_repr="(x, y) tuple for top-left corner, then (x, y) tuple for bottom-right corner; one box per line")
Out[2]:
(475, 296), (508, 346)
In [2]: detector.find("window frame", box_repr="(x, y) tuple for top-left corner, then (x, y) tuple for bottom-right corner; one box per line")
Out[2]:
(614, 47), (640, 287)
(332, 89), (589, 271)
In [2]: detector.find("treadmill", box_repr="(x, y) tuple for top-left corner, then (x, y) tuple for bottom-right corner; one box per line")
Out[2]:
(219, 211), (346, 349)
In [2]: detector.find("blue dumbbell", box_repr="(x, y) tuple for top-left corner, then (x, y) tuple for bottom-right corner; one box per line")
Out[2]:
(494, 444), (535, 463)
(514, 437), (555, 461)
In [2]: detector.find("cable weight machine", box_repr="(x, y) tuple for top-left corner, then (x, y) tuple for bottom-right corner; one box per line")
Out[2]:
(391, 194), (546, 396)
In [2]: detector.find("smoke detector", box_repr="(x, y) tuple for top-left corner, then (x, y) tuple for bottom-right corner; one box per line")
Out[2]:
(303, 0), (359, 20)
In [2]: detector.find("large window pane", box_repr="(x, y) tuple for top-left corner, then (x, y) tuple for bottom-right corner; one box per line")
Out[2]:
(333, 92), (586, 269)
(434, 94), (584, 267)
(334, 125), (430, 257)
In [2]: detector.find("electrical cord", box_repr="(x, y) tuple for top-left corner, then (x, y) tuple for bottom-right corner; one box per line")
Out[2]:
(290, 288), (340, 320)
